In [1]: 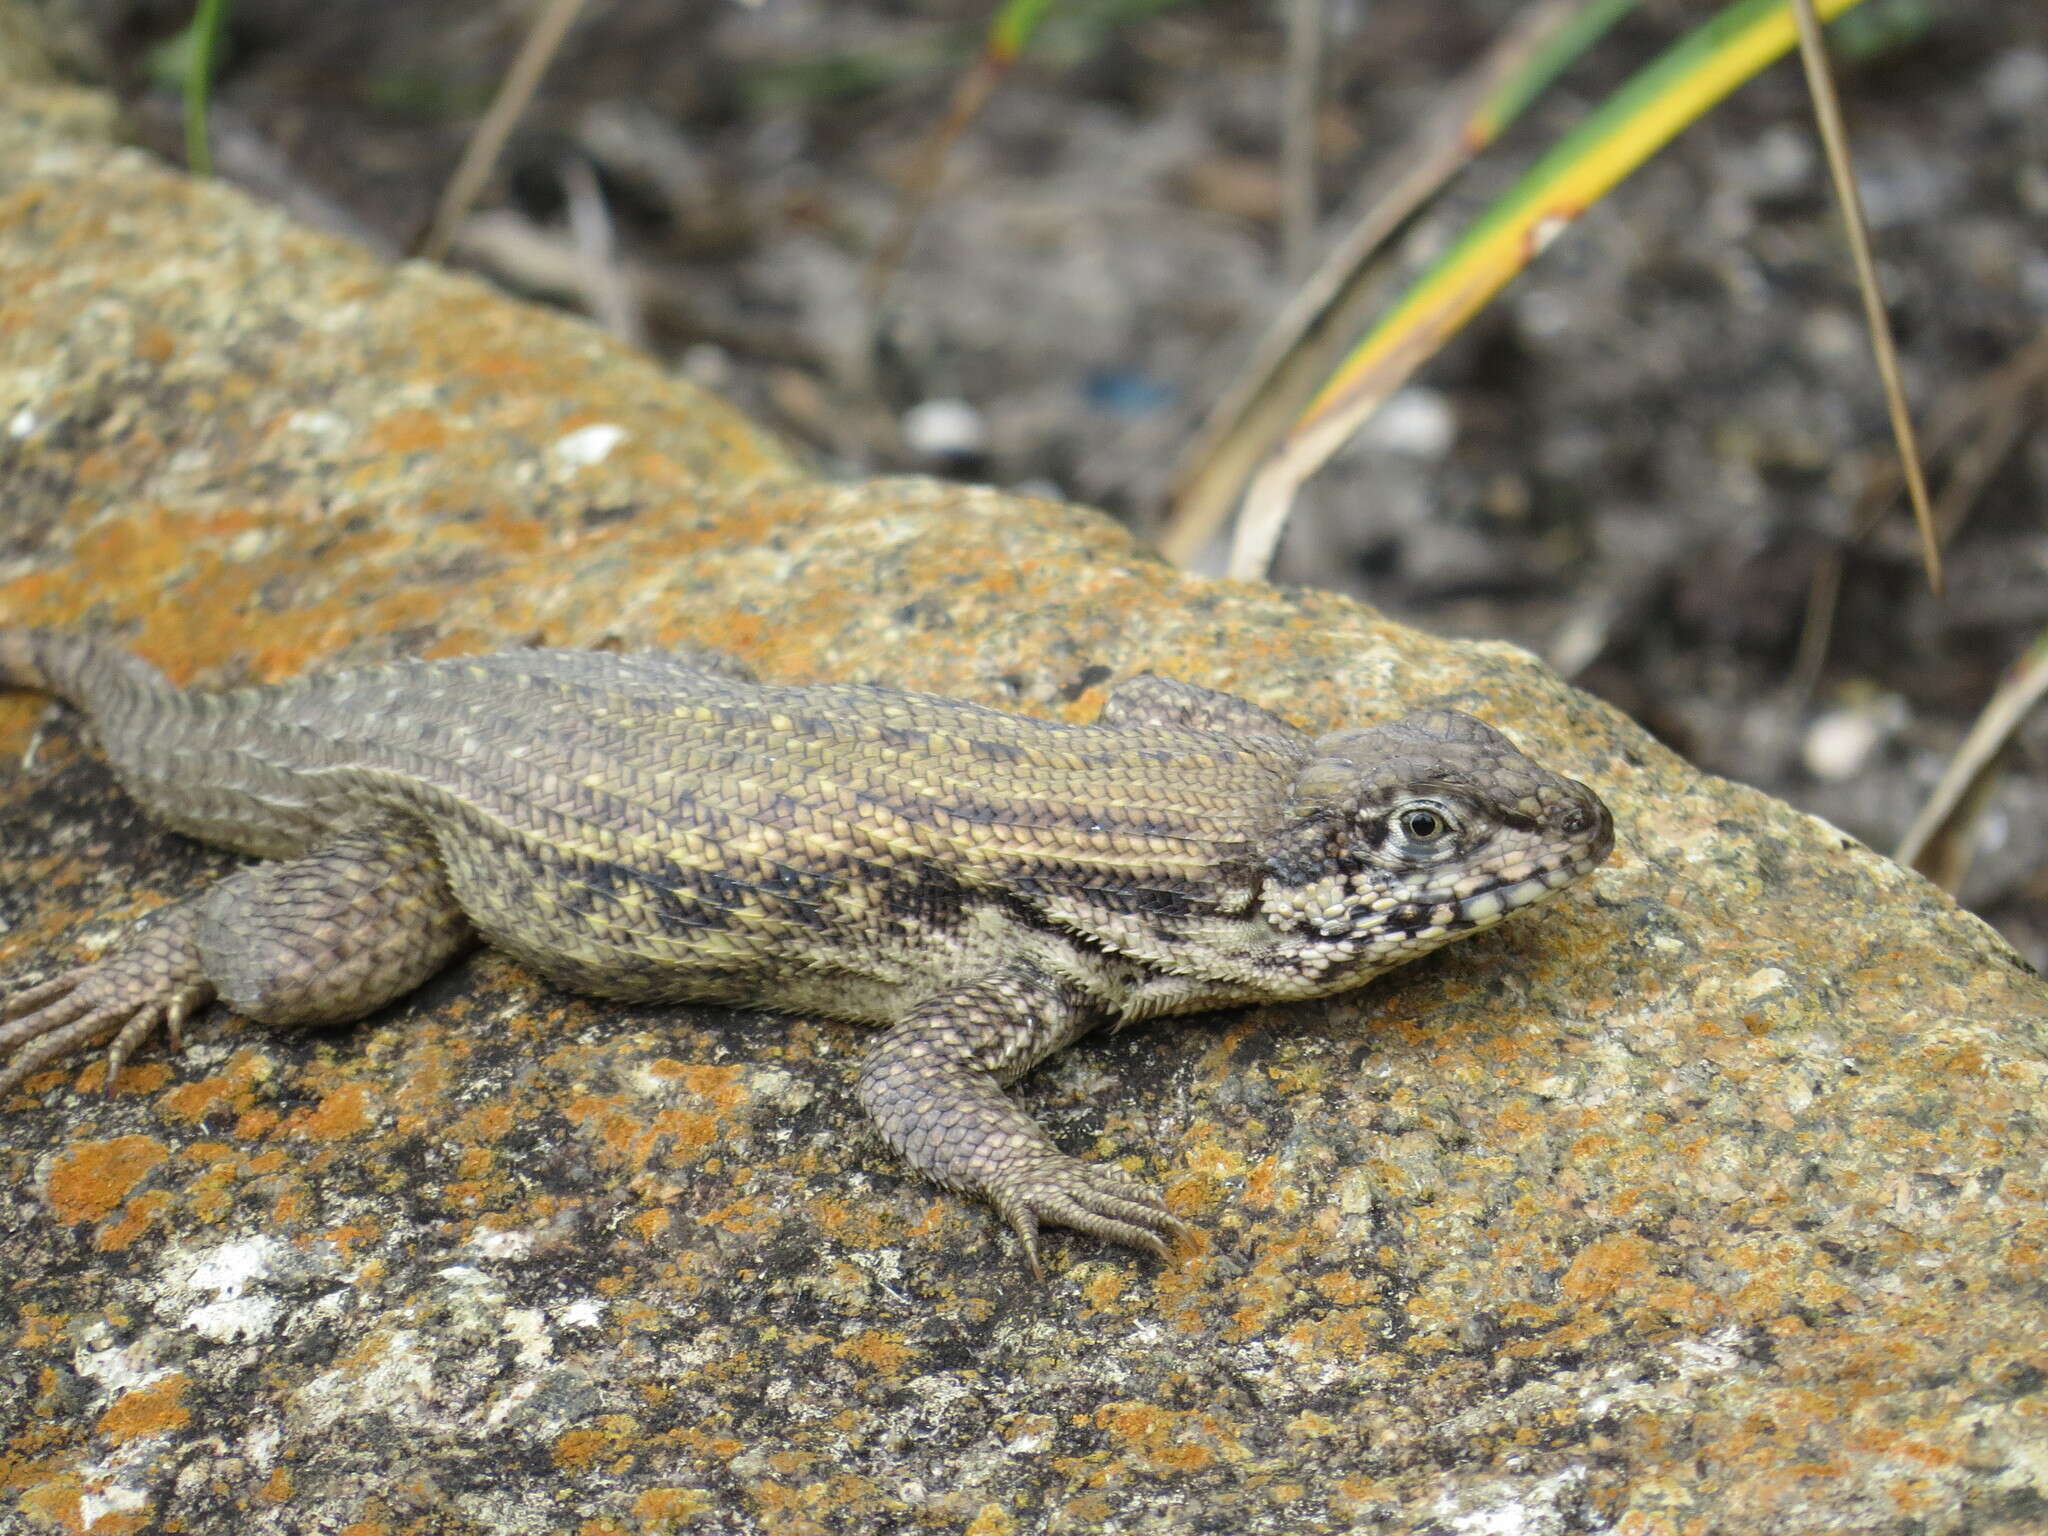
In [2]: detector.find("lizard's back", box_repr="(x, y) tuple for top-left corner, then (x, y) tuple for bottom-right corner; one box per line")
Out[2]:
(19, 639), (1302, 1013)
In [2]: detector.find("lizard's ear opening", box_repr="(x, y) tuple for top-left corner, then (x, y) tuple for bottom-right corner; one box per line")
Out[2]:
(1282, 719), (1456, 819)
(1266, 728), (1408, 882)
(1262, 731), (1417, 886)
(1283, 754), (1363, 817)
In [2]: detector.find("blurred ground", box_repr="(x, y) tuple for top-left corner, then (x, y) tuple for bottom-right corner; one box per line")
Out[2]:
(52, 0), (2048, 964)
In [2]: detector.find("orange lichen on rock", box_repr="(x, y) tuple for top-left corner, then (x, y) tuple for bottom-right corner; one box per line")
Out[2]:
(44, 1135), (168, 1225)
(284, 1082), (377, 1141)
(94, 1375), (191, 1446)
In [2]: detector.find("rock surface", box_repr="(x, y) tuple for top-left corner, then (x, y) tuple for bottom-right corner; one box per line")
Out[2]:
(3, 39), (2046, 1536)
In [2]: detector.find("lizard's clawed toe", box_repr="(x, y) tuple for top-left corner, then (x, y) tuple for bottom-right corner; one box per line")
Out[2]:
(1, 971), (84, 1023)
(0, 973), (140, 1096)
(988, 1153), (1190, 1275)
(0, 918), (214, 1097)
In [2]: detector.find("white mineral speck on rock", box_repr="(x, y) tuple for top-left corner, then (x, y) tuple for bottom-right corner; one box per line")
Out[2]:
(553, 423), (628, 467)
(286, 409), (351, 444)
(78, 1486), (151, 1530)
(1738, 967), (1789, 1001)
(187, 1293), (284, 1343)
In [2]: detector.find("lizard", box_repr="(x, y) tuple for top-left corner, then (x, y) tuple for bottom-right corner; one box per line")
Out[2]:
(0, 628), (1614, 1271)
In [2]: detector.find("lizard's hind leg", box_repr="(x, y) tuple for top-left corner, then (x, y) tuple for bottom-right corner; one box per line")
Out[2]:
(194, 815), (473, 1028)
(0, 817), (472, 1096)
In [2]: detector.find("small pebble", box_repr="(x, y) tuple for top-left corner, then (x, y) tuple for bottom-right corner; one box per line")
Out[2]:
(1357, 388), (1456, 461)
(1986, 49), (2048, 118)
(681, 343), (732, 389)
(1803, 697), (1905, 783)
(1739, 124), (1816, 197)
(902, 398), (988, 463)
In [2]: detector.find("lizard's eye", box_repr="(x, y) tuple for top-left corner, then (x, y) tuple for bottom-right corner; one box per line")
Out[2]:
(1398, 807), (1446, 841)
(1392, 798), (1458, 847)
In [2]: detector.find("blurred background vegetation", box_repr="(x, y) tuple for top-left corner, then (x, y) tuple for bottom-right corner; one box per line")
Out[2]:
(30, 0), (2048, 961)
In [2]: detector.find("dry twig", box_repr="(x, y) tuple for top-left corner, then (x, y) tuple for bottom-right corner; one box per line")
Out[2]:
(1790, 0), (1941, 594)
(416, 0), (594, 263)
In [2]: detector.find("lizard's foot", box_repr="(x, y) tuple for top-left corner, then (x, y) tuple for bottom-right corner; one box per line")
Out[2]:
(984, 1150), (1192, 1279)
(0, 909), (213, 1097)
(0, 826), (471, 1103)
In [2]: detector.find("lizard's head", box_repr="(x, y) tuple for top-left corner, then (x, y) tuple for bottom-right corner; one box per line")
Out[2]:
(1257, 709), (1613, 985)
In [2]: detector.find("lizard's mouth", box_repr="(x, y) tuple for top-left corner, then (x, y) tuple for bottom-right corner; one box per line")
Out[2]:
(1441, 855), (1588, 929)
(1335, 813), (1614, 944)
(1441, 831), (1613, 930)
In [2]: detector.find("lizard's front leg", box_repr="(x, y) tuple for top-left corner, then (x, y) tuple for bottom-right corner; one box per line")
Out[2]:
(856, 962), (1189, 1274)
(1, 816), (471, 1096)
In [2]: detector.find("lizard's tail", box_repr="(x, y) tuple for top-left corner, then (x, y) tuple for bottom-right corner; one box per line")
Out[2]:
(1, 629), (316, 857)
(0, 628), (172, 717)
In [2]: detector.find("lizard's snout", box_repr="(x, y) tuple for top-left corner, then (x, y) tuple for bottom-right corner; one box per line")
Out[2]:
(1557, 778), (1616, 869)
(1556, 782), (1605, 856)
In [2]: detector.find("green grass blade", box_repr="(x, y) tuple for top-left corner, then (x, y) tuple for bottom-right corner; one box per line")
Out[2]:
(183, 0), (230, 176)
(991, 0), (1062, 62)
(1163, 0), (1634, 563)
(1229, 0), (1875, 577)
(1308, 0), (1872, 431)
(1467, 0), (1640, 141)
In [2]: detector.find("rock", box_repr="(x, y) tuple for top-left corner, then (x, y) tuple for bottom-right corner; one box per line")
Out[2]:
(2, 26), (2046, 1536)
